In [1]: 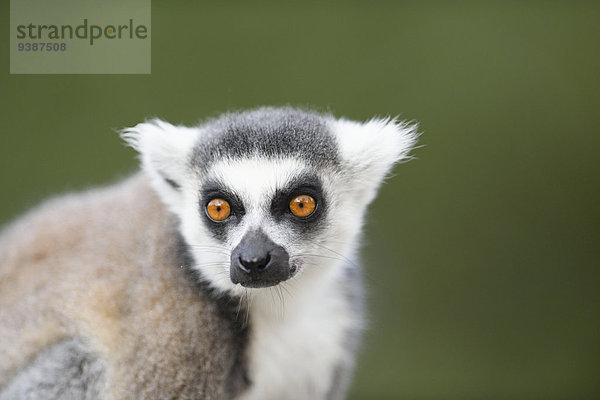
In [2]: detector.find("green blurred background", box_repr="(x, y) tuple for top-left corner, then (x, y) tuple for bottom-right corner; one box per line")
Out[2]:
(1, 2), (599, 399)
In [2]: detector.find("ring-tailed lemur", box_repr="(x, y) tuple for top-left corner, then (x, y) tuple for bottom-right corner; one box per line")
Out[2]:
(0, 107), (418, 400)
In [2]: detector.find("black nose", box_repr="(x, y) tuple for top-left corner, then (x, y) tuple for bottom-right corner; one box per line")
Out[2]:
(230, 230), (290, 288)
(238, 253), (271, 272)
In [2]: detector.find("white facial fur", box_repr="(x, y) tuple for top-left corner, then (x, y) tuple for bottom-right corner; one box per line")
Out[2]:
(185, 156), (317, 295)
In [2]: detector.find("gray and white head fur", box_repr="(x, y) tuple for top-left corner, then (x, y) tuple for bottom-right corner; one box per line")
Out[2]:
(121, 107), (418, 299)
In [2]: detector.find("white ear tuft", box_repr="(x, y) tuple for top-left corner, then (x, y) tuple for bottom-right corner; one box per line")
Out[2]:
(120, 119), (200, 209)
(330, 116), (420, 203)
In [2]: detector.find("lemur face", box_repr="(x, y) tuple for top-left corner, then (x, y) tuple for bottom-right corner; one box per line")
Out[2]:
(198, 157), (330, 288)
(122, 107), (418, 295)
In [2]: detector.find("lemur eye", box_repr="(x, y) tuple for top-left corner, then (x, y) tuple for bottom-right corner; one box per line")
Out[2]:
(206, 198), (231, 221)
(289, 195), (316, 218)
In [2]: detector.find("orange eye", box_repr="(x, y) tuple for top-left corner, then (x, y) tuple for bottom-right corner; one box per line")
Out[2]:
(289, 195), (316, 218)
(206, 198), (231, 221)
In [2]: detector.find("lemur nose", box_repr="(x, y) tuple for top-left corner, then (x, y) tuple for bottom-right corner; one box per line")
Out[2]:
(230, 230), (291, 288)
(238, 253), (271, 272)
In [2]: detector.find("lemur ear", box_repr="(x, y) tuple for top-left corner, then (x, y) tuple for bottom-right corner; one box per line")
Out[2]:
(330, 117), (419, 204)
(120, 119), (200, 209)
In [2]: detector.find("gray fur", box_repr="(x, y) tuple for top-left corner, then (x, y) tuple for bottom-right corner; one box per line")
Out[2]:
(191, 107), (341, 173)
(0, 339), (104, 400)
(326, 258), (366, 400)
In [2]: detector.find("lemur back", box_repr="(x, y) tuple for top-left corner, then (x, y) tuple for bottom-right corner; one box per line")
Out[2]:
(0, 175), (248, 399)
(0, 107), (418, 399)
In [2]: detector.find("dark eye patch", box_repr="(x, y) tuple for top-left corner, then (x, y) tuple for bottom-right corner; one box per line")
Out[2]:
(270, 175), (327, 233)
(200, 180), (245, 240)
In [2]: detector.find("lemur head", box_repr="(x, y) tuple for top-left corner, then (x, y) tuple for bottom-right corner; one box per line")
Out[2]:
(122, 107), (417, 296)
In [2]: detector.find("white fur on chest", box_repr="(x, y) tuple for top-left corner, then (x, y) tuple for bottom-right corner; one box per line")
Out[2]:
(238, 266), (358, 400)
